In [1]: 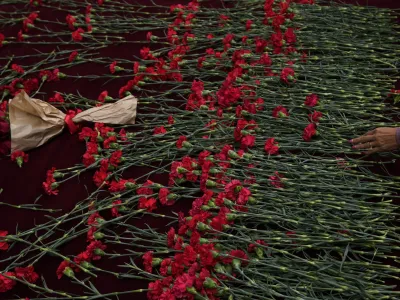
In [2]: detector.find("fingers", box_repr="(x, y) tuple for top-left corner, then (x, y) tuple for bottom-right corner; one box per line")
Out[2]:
(364, 129), (375, 136)
(352, 140), (377, 150)
(351, 134), (375, 145)
(364, 147), (380, 156)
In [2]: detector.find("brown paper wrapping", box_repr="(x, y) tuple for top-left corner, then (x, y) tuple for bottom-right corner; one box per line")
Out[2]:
(9, 91), (138, 152)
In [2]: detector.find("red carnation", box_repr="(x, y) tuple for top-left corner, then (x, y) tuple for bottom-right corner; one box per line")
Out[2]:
(42, 167), (59, 195)
(69, 51), (78, 62)
(197, 56), (206, 69)
(140, 47), (154, 60)
(308, 111), (323, 123)
(73, 251), (91, 268)
(0, 272), (16, 292)
(248, 240), (268, 253)
(142, 251), (153, 273)
(82, 153), (95, 167)
(79, 127), (96, 141)
(183, 245), (197, 266)
(167, 227), (175, 248)
(172, 273), (195, 298)
(176, 136), (187, 149)
(147, 280), (164, 300)
(72, 28), (84, 42)
(138, 197), (157, 212)
(49, 93), (64, 103)
(168, 115), (174, 124)
(23, 19), (34, 32)
(109, 61), (117, 74)
(255, 37), (268, 53)
(111, 200), (122, 217)
(22, 78), (39, 95)
(255, 97), (264, 111)
(136, 182), (153, 195)
(66, 14), (76, 30)
(97, 90), (108, 102)
(133, 62), (140, 74)
(284, 28), (297, 44)
(108, 178), (134, 193)
(103, 136), (117, 148)
(56, 261), (73, 279)
(153, 126), (167, 135)
(93, 170), (109, 187)
(17, 30), (24, 41)
(0, 33), (5, 47)
(159, 188), (174, 206)
(11, 64), (24, 74)
(14, 265), (39, 283)
(241, 135), (255, 149)
(198, 244), (217, 267)
(160, 258), (172, 276)
(11, 150), (29, 167)
(245, 20), (253, 31)
(272, 105), (289, 118)
(304, 93), (319, 107)
(302, 123), (317, 141)
(224, 249), (249, 267)
(280, 67), (295, 84)
(264, 138), (279, 155)
(110, 150), (122, 167)
(223, 33), (234, 45)
(86, 240), (106, 260)
(87, 212), (103, 226)
(84, 153), (96, 166)
(0, 231), (9, 251)
(269, 171), (284, 189)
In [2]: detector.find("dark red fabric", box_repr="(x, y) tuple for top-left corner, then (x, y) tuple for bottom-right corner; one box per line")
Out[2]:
(0, 0), (399, 299)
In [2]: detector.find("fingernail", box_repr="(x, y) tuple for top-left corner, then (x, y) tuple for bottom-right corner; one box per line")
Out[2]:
(352, 146), (356, 149)
(348, 139), (353, 143)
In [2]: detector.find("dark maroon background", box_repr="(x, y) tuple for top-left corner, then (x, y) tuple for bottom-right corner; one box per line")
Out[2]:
(0, 0), (399, 299)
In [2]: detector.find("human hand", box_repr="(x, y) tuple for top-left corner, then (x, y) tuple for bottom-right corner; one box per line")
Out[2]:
(350, 127), (398, 155)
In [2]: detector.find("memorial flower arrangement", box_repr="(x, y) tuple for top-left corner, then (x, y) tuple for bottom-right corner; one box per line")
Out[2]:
(0, 0), (399, 299)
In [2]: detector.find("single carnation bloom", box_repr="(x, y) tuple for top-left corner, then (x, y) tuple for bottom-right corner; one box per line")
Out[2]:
(11, 150), (29, 167)
(280, 67), (295, 84)
(153, 126), (167, 135)
(72, 28), (84, 42)
(264, 138), (279, 155)
(0, 272), (16, 292)
(14, 265), (39, 283)
(304, 93), (319, 107)
(308, 111), (323, 123)
(272, 105), (289, 118)
(302, 123), (317, 141)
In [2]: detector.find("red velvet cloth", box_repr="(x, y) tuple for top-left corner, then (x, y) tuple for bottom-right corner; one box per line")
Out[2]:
(0, 0), (399, 299)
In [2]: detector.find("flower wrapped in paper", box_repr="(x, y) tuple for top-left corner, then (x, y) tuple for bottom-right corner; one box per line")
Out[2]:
(8, 91), (137, 152)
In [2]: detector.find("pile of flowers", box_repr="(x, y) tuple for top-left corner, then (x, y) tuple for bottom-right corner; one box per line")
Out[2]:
(0, 0), (399, 299)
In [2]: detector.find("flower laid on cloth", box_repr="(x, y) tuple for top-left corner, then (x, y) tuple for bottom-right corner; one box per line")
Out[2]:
(10, 150), (28, 167)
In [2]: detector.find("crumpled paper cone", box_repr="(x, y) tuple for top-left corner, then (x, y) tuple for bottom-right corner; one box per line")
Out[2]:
(9, 91), (137, 152)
